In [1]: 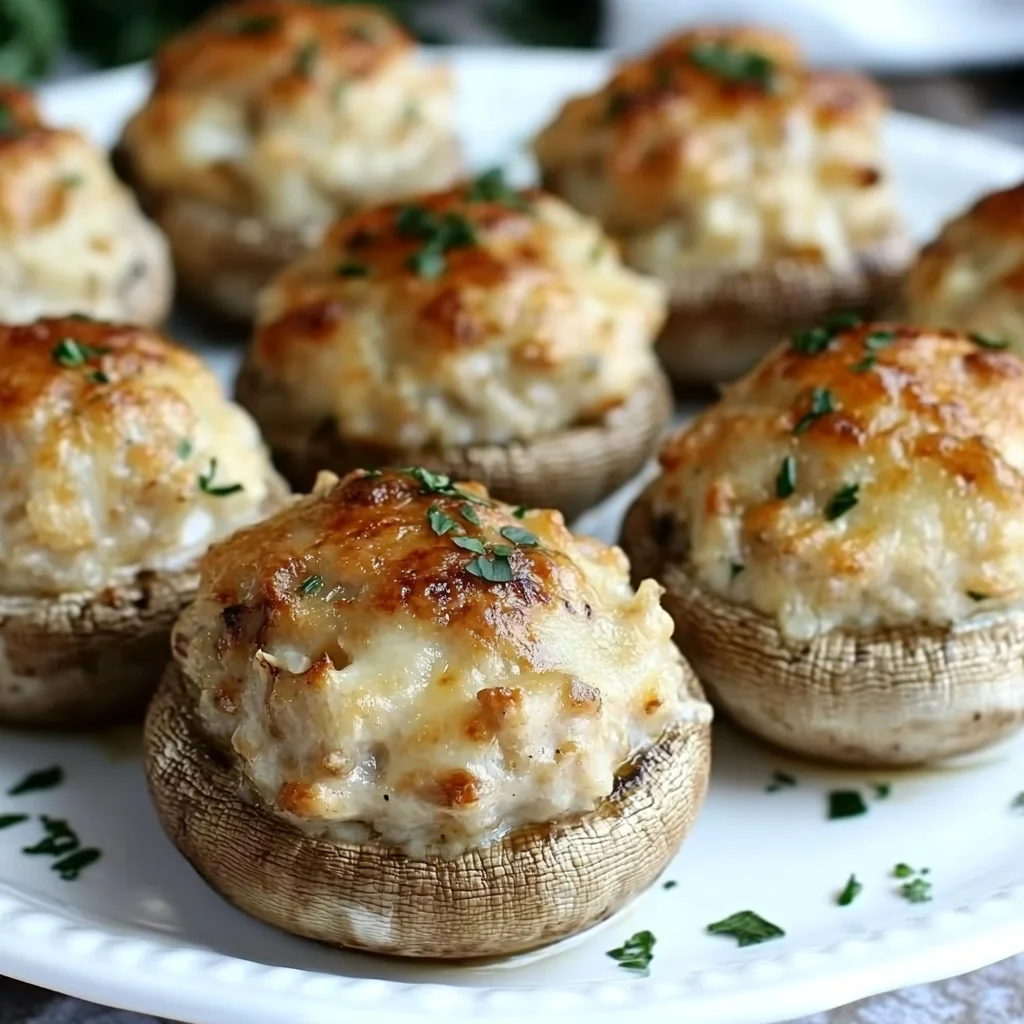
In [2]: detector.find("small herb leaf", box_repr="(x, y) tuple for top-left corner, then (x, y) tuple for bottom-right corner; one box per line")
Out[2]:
(8, 766), (63, 796)
(970, 332), (1010, 351)
(825, 483), (860, 521)
(466, 554), (513, 582)
(500, 525), (539, 547)
(837, 874), (862, 907)
(872, 782), (892, 799)
(298, 574), (324, 596)
(467, 167), (527, 209)
(765, 770), (797, 793)
(776, 456), (797, 499)
(707, 910), (785, 947)
(606, 930), (656, 974)
(52, 847), (101, 881)
(1010, 792), (1024, 814)
(428, 506), (460, 536)
(452, 536), (487, 554)
(198, 459), (244, 498)
(893, 863), (914, 879)
(0, 813), (28, 829)
(460, 503), (481, 527)
(828, 790), (867, 820)
(689, 42), (775, 91)
(900, 876), (933, 903)
(792, 386), (835, 435)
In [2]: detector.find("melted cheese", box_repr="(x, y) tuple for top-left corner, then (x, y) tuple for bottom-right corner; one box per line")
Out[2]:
(905, 182), (1024, 350)
(120, 1), (459, 229)
(252, 188), (666, 447)
(533, 27), (903, 282)
(0, 318), (278, 595)
(177, 469), (709, 855)
(0, 83), (170, 324)
(651, 324), (1024, 639)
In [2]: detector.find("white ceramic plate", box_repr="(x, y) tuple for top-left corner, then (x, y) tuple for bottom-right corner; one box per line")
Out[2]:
(3, 49), (1024, 1024)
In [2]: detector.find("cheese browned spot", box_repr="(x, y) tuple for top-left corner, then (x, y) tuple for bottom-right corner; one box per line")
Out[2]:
(0, 82), (170, 324)
(652, 324), (1024, 639)
(0, 317), (276, 596)
(906, 182), (1024, 353)
(252, 187), (666, 447)
(533, 27), (902, 281)
(120, 1), (459, 229)
(176, 468), (709, 855)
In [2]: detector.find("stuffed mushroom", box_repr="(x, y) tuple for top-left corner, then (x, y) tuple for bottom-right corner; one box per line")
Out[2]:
(905, 180), (1024, 351)
(145, 467), (711, 957)
(533, 27), (911, 386)
(622, 320), (1024, 765)
(0, 82), (171, 326)
(117, 0), (461, 322)
(236, 178), (672, 519)
(0, 316), (287, 728)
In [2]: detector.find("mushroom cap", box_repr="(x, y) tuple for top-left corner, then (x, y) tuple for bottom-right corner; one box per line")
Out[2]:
(0, 83), (172, 326)
(144, 659), (711, 957)
(235, 357), (672, 519)
(621, 489), (1024, 766)
(653, 230), (911, 385)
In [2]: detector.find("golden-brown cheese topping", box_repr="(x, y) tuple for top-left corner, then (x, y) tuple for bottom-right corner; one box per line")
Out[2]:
(179, 468), (707, 853)
(905, 181), (1024, 353)
(251, 183), (666, 447)
(120, 1), (459, 226)
(652, 322), (1024, 638)
(0, 317), (277, 595)
(533, 26), (900, 273)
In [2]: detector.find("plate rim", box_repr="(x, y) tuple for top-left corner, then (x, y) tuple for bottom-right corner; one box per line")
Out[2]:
(11, 48), (1024, 1024)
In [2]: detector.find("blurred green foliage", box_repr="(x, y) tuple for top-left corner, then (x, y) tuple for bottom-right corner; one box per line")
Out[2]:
(0, 0), (601, 80)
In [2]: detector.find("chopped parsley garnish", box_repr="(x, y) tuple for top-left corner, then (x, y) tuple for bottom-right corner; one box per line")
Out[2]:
(893, 863), (914, 879)
(405, 466), (452, 492)
(466, 553), (513, 582)
(825, 483), (860, 521)
(408, 247), (446, 279)
(460, 503), (481, 527)
(828, 790), (867, 819)
(765, 770), (796, 793)
(872, 782), (891, 799)
(467, 167), (528, 209)
(177, 438), (194, 460)
(689, 42), (775, 91)
(791, 313), (863, 356)
(295, 41), (319, 77)
(0, 814), (28, 829)
(792, 386), (835, 435)
(198, 459), (244, 498)
(8, 766), (63, 796)
(837, 874), (862, 907)
(452, 536), (487, 555)
(500, 525), (539, 547)
(428, 506), (460, 535)
(226, 14), (279, 34)
(865, 329), (896, 351)
(775, 455), (796, 499)
(297, 574), (324, 596)
(1011, 792), (1024, 814)
(706, 910), (785, 947)
(396, 206), (478, 280)
(663, 880), (678, 890)
(606, 930), (656, 974)
(491, 543), (514, 557)
(337, 261), (369, 277)
(22, 816), (78, 857)
(852, 354), (877, 373)
(512, 505), (529, 519)
(967, 590), (989, 602)
(52, 847), (102, 881)
(51, 338), (106, 368)
(730, 562), (745, 580)
(970, 331), (1010, 351)
(900, 876), (932, 904)
(87, 370), (110, 385)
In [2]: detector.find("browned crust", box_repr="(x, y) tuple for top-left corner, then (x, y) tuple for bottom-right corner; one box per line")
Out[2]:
(113, 142), (463, 324)
(620, 488), (1024, 766)
(235, 359), (673, 521)
(648, 231), (913, 387)
(0, 475), (291, 730)
(144, 660), (711, 958)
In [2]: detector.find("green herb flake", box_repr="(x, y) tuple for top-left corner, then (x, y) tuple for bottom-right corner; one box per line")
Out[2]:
(662, 880), (678, 890)
(52, 847), (101, 881)
(0, 814), (28, 829)
(177, 438), (193, 460)
(512, 505), (529, 519)
(404, 466), (452, 492)
(837, 874), (862, 907)
(22, 816), (78, 857)
(852, 354), (877, 373)
(428, 505), (460, 535)
(967, 590), (989, 602)
(8, 766), (63, 796)
(460, 503), (481, 527)
(467, 167), (527, 209)
(791, 326), (834, 356)
(606, 929), (656, 974)
(765, 770), (797, 793)
(453, 536), (487, 555)
(87, 370), (110, 385)
(689, 42), (775, 91)
(825, 483), (860, 521)
(865, 330), (896, 351)
(893, 863), (914, 879)
(466, 553), (514, 582)
(198, 458), (244, 498)
(337, 261), (369, 278)
(900, 876), (933, 904)
(729, 562), (745, 581)
(970, 332), (1010, 351)
(500, 525), (539, 547)
(294, 40), (319, 77)
(51, 338), (105, 369)
(872, 782), (892, 799)
(297, 574), (324, 596)
(706, 910), (785, 947)
(792, 386), (835, 435)
(775, 455), (797, 499)
(828, 789), (867, 820)
(227, 14), (279, 35)
(490, 543), (514, 557)
(1010, 792), (1024, 814)
(407, 245), (446, 279)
